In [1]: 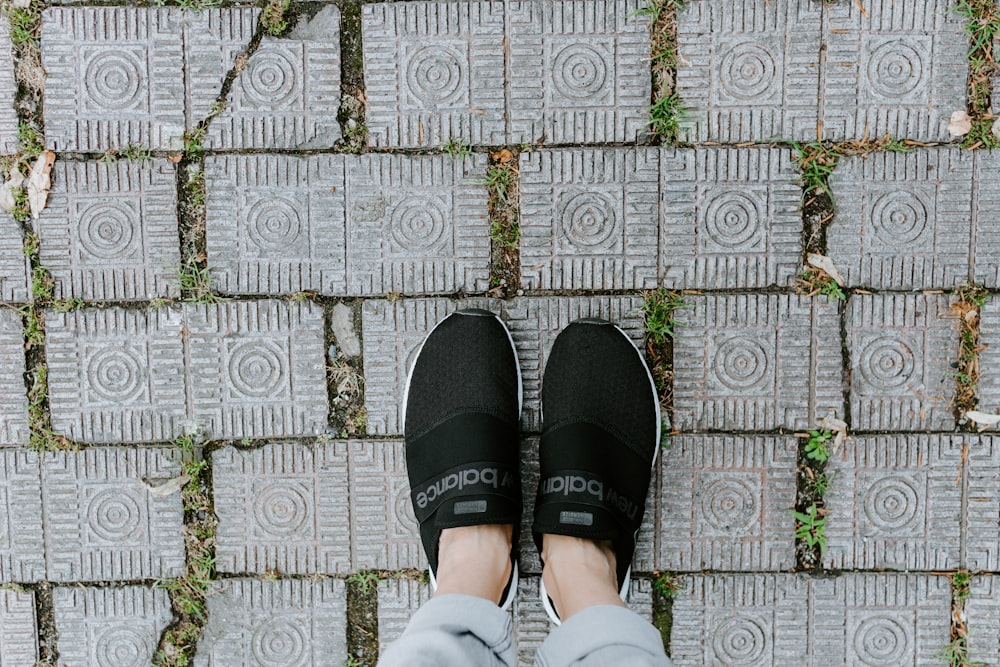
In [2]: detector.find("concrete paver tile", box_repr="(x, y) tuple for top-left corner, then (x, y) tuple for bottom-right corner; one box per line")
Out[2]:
(52, 585), (172, 667)
(514, 577), (549, 663)
(659, 435), (797, 572)
(0, 23), (17, 154)
(0, 213), (30, 304)
(348, 439), (423, 570)
(507, 0), (650, 144)
(0, 309), (27, 446)
(966, 575), (1000, 666)
(377, 578), (430, 650)
(42, 8), (186, 151)
(980, 299), (1000, 416)
(823, 435), (965, 571)
(185, 300), (328, 440)
(212, 442), (351, 575)
(964, 436), (1000, 571)
(0, 451), (44, 583)
(38, 160), (181, 301)
(828, 149), (974, 289)
(194, 578), (347, 666)
(660, 147), (801, 289)
(41, 448), (185, 582)
(846, 294), (956, 431)
(205, 6), (342, 149)
(362, 1), (506, 148)
(973, 152), (1000, 287)
(519, 148), (659, 291)
(0, 588), (38, 665)
(673, 295), (843, 431)
(819, 0), (967, 142)
(675, 0), (821, 143)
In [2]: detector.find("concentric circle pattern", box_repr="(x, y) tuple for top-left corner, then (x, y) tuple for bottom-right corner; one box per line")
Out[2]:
(863, 477), (920, 532)
(719, 43), (778, 100)
(859, 337), (916, 391)
(704, 190), (763, 248)
(713, 616), (767, 665)
(854, 616), (910, 666)
(246, 198), (303, 251)
(560, 191), (618, 250)
(870, 191), (928, 246)
(78, 202), (139, 260)
(95, 627), (149, 667)
(87, 488), (143, 542)
(228, 340), (287, 398)
(552, 44), (608, 101)
(254, 484), (310, 537)
(701, 478), (759, 532)
(406, 47), (465, 106)
(390, 198), (448, 253)
(251, 618), (308, 666)
(84, 51), (144, 110)
(867, 41), (924, 98)
(86, 346), (146, 403)
(714, 337), (769, 391)
(242, 49), (299, 108)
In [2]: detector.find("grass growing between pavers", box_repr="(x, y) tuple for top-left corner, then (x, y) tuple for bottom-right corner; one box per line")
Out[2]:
(954, 0), (1000, 149)
(939, 571), (985, 667)
(651, 571), (682, 656)
(346, 570), (382, 667)
(793, 429), (833, 569)
(338, 1), (368, 155)
(646, 0), (685, 143)
(483, 150), (521, 297)
(953, 283), (991, 425)
(641, 289), (684, 429)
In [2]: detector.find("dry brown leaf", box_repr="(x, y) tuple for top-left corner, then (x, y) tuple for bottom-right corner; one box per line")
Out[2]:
(967, 411), (1000, 428)
(807, 253), (846, 286)
(948, 110), (972, 137)
(167, 153), (183, 164)
(496, 148), (513, 164)
(145, 475), (189, 497)
(0, 165), (24, 214)
(27, 150), (55, 220)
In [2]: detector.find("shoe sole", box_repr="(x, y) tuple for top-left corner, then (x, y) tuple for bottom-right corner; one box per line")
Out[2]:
(539, 321), (661, 625)
(402, 309), (523, 611)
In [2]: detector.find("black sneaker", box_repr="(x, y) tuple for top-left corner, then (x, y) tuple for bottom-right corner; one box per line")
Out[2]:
(532, 318), (660, 624)
(403, 309), (522, 609)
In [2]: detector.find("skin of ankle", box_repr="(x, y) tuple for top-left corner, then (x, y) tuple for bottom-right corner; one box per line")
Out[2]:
(541, 535), (625, 620)
(433, 524), (513, 605)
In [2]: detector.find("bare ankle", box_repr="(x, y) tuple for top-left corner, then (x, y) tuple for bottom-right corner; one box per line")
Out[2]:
(433, 524), (513, 604)
(541, 535), (624, 620)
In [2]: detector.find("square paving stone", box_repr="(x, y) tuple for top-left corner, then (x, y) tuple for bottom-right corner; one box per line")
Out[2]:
(673, 295), (843, 431)
(205, 154), (347, 295)
(348, 439), (423, 570)
(345, 154), (490, 295)
(823, 435), (965, 571)
(819, 0), (968, 142)
(41, 448), (185, 582)
(377, 578), (430, 650)
(675, 0), (822, 143)
(827, 149), (974, 289)
(806, 574), (952, 666)
(38, 160), (181, 301)
(195, 578), (347, 667)
(973, 152), (1000, 288)
(361, 297), (500, 435)
(966, 575), (1000, 665)
(53, 585), (173, 667)
(0, 214), (30, 304)
(0, 309), (28, 446)
(660, 147), (801, 289)
(362, 1), (506, 148)
(46, 306), (187, 443)
(205, 6), (342, 149)
(185, 301), (328, 440)
(0, 23), (17, 154)
(0, 589), (38, 665)
(213, 442), (351, 575)
(964, 436), (1000, 570)
(42, 8), (186, 151)
(659, 435), (797, 572)
(506, 0), (651, 144)
(0, 451), (45, 583)
(847, 294), (957, 431)
(519, 148), (659, 291)
(981, 299), (1000, 416)
(514, 577), (548, 662)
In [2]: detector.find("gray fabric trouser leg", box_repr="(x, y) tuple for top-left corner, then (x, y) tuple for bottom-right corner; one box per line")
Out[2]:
(377, 594), (673, 667)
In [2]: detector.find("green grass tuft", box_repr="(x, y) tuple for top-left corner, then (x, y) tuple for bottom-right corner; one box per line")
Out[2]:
(641, 289), (685, 347)
(648, 93), (684, 141)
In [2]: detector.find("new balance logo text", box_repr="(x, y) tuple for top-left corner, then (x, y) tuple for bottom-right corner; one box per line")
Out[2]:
(416, 467), (514, 510)
(541, 475), (640, 522)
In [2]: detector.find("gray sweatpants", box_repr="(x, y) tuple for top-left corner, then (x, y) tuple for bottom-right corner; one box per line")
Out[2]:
(377, 593), (673, 667)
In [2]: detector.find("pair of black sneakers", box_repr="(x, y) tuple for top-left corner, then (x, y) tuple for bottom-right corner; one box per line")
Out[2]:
(403, 309), (660, 624)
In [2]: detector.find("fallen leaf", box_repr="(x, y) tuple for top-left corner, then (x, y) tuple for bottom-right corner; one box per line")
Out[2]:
(965, 309), (978, 324)
(27, 150), (55, 220)
(948, 110), (972, 137)
(993, 118), (1000, 141)
(0, 165), (24, 214)
(497, 148), (513, 164)
(167, 153), (183, 164)
(145, 475), (189, 497)
(966, 411), (1000, 427)
(807, 253), (846, 286)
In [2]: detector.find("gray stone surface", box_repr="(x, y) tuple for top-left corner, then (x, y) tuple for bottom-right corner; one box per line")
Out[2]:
(660, 147), (801, 289)
(671, 574), (951, 665)
(513, 577), (549, 662)
(519, 148), (659, 291)
(819, 0), (968, 142)
(41, 448), (185, 582)
(38, 160), (181, 301)
(0, 309), (28, 446)
(195, 578), (347, 667)
(675, 0), (822, 143)
(965, 436), (1000, 571)
(0, 214), (30, 304)
(213, 442), (351, 575)
(47, 302), (327, 442)
(363, 1), (506, 148)
(966, 575), (1000, 666)
(330, 302), (361, 358)
(53, 585), (173, 667)
(205, 6), (342, 149)
(205, 154), (490, 296)
(377, 577), (430, 650)
(673, 295), (843, 431)
(974, 152), (1000, 288)
(0, 588), (38, 666)
(828, 149), (974, 289)
(846, 294), (957, 431)
(981, 299), (1000, 417)
(0, 451), (45, 583)
(823, 435), (965, 571)
(348, 439), (423, 570)
(507, 0), (650, 144)
(0, 22), (17, 154)
(42, 8), (187, 151)
(660, 436), (797, 572)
